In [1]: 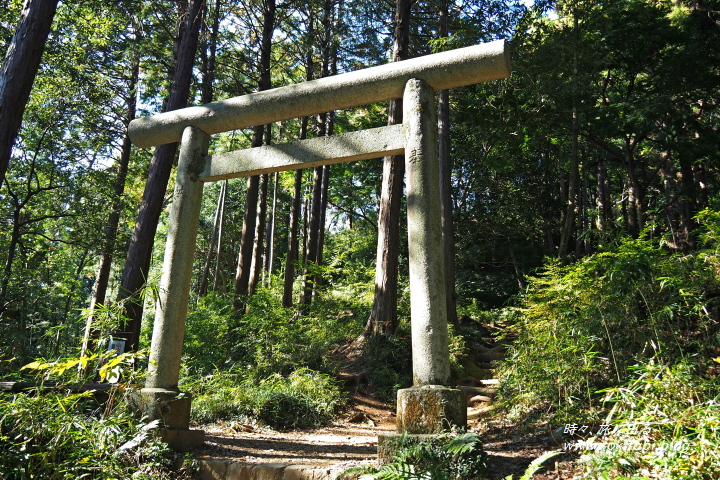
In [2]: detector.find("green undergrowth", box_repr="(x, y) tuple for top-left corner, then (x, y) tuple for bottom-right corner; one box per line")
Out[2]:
(0, 352), (194, 479)
(342, 431), (489, 480)
(495, 209), (720, 478)
(184, 367), (344, 430)
(577, 361), (720, 479)
(182, 283), (369, 377)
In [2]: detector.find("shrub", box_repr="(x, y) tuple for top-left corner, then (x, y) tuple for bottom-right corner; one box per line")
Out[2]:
(189, 368), (344, 430)
(344, 431), (489, 480)
(0, 353), (192, 479)
(497, 223), (720, 422)
(578, 361), (720, 479)
(362, 333), (413, 403)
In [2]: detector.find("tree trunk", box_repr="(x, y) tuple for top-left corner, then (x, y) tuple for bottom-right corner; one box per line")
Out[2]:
(365, 0), (410, 336)
(264, 171), (279, 285)
(282, 9), (315, 307)
(437, 0), (457, 327)
(679, 156), (696, 249)
(200, 0), (221, 106)
(283, 170), (304, 307)
(300, 165), (324, 306)
(597, 160), (610, 232)
(115, 0), (205, 351)
(0, 0), (59, 191)
(80, 56), (140, 359)
(212, 179), (227, 291)
(198, 182), (225, 297)
(233, 0), (275, 310)
(247, 171), (269, 300)
(310, 0), (335, 300)
(558, 9), (580, 261)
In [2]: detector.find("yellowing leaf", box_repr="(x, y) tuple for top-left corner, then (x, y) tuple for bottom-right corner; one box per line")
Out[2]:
(21, 361), (51, 371)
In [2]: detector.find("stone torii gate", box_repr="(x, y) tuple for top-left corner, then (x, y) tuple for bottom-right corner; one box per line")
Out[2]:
(129, 40), (511, 449)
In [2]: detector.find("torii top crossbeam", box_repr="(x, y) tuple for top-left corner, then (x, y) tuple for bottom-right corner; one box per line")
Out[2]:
(129, 40), (510, 148)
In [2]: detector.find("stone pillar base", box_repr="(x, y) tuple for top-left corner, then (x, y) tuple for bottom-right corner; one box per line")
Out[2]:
(131, 387), (204, 450)
(159, 428), (205, 451)
(396, 386), (466, 434)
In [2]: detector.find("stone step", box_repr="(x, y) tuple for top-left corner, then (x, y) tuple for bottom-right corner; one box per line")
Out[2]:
(197, 459), (361, 480)
(457, 385), (498, 398)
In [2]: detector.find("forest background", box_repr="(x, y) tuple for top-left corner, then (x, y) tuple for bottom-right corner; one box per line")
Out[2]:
(0, 0), (719, 478)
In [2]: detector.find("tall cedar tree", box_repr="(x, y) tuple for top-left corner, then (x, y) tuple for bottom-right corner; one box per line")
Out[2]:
(437, 0), (458, 326)
(365, 0), (410, 336)
(300, 0), (335, 306)
(233, 0), (276, 311)
(0, 0), (59, 191)
(115, 0), (205, 351)
(198, 0), (223, 297)
(81, 53), (141, 358)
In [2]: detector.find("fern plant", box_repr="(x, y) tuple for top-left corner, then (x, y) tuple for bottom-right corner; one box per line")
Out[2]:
(343, 431), (488, 480)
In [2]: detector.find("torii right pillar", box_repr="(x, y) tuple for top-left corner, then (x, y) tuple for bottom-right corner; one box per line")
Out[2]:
(395, 78), (466, 435)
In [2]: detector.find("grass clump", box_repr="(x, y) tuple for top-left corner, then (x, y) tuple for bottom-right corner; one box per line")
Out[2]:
(578, 361), (720, 479)
(497, 213), (720, 423)
(188, 367), (344, 430)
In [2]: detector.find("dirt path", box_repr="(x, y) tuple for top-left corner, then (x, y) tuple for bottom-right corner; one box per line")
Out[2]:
(194, 391), (579, 479)
(194, 321), (581, 478)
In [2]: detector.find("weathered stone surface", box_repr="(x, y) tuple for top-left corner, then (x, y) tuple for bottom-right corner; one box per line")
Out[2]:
(467, 394), (493, 407)
(458, 385), (497, 398)
(467, 406), (492, 421)
(282, 465), (345, 480)
(201, 125), (404, 181)
(129, 41), (511, 148)
(147, 126), (209, 390)
(281, 465), (314, 480)
(226, 462), (251, 479)
(159, 428), (205, 451)
(250, 463), (286, 480)
(396, 386), (466, 434)
(198, 458), (230, 480)
(132, 387), (192, 430)
(403, 79), (450, 386)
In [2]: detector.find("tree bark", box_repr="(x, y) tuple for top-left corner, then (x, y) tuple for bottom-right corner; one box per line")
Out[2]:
(300, 165), (324, 306)
(365, 0), (411, 336)
(283, 170), (304, 307)
(212, 180), (227, 291)
(264, 171), (279, 285)
(115, 0), (205, 351)
(597, 160), (610, 232)
(247, 171), (269, 300)
(0, 0), (59, 191)
(198, 182), (225, 297)
(81, 55), (140, 359)
(309, 0), (335, 300)
(558, 8), (580, 261)
(233, 0), (275, 310)
(437, 0), (457, 327)
(282, 9), (315, 307)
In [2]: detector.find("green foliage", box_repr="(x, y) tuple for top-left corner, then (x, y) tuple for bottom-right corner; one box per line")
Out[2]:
(345, 431), (488, 480)
(578, 361), (720, 479)
(498, 214), (720, 421)
(187, 368), (344, 430)
(0, 351), (191, 479)
(361, 333), (413, 403)
(183, 282), (369, 377)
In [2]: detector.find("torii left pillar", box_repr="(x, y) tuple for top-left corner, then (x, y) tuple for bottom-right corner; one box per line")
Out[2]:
(132, 126), (208, 450)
